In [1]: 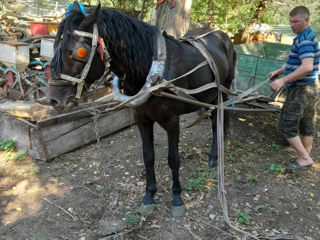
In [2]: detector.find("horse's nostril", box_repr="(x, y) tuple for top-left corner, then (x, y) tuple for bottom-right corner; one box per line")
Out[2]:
(47, 97), (61, 108)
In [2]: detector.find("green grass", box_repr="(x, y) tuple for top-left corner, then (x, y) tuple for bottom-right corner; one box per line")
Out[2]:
(236, 211), (251, 225)
(187, 165), (215, 191)
(0, 138), (16, 151)
(267, 163), (285, 174)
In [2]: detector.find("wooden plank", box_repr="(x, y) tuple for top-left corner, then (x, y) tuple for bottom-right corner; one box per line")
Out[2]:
(0, 101), (53, 119)
(40, 116), (94, 142)
(36, 101), (120, 128)
(0, 112), (42, 159)
(42, 108), (134, 160)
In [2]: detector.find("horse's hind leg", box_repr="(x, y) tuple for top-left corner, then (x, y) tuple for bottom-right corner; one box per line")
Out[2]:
(135, 116), (157, 214)
(160, 118), (184, 216)
(209, 109), (218, 168)
(209, 108), (229, 168)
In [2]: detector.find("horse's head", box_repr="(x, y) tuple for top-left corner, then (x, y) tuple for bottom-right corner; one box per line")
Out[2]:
(47, 2), (106, 110)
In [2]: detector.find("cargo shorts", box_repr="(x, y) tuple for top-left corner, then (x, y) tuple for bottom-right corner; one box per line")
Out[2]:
(278, 80), (320, 138)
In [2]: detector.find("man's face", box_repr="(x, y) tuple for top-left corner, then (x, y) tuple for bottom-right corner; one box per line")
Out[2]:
(290, 14), (309, 34)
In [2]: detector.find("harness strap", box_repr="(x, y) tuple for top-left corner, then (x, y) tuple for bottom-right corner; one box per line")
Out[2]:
(176, 82), (217, 95)
(60, 74), (83, 84)
(223, 77), (271, 107)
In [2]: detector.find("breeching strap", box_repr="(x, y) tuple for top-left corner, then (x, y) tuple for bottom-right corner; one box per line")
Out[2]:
(186, 39), (259, 240)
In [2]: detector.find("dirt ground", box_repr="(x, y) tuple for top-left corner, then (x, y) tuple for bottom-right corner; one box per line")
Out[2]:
(1, 109), (320, 240)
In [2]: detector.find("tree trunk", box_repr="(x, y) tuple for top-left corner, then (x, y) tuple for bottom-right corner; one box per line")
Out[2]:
(207, 0), (214, 28)
(241, 0), (270, 43)
(154, 0), (192, 38)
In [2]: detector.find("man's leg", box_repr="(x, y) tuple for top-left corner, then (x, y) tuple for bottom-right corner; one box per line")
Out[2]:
(287, 136), (314, 167)
(301, 136), (313, 154)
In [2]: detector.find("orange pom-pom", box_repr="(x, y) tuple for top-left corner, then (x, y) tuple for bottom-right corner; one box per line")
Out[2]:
(77, 48), (88, 58)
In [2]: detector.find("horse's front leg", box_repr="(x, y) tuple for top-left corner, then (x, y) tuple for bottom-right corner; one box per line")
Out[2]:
(135, 116), (157, 212)
(160, 118), (184, 216)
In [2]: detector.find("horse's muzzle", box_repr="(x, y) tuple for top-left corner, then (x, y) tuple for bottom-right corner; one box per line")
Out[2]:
(47, 95), (77, 111)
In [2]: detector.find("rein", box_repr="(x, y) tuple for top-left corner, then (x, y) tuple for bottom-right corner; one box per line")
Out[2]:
(48, 23), (110, 99)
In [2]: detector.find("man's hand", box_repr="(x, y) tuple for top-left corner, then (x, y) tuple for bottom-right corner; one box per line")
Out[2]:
(268, 69), (283, 80)
(270, 78), (285, 92)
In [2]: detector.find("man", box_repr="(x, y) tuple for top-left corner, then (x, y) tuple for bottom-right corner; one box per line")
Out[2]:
(268, 6), (320, 170)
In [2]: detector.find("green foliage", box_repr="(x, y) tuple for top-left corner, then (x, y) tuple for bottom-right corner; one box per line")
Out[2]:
(236, 211), (251, 225)
(187, 171), (206, 191)
(124, 212), (141, 225)
(187, 165), (213, 191)
(98, 0), (155, 20)
(27, 167), (40, 177)
(12, 151), (28, 162)
(254, 204), (266, 212)
(54, 153), (76, 165)
(232, 141), (250, 150)
(280, 193), (290, 202)
(267, 163), (285, 174)
(246, 171), (258, 182)
(0, 138), (16, 151)
(270, 142), (280, 151)
(78, 0), (319, 37)
(96, 185), (105, 195)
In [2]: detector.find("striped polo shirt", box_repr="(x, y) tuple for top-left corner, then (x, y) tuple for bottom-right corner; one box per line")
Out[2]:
(285, 26), (319, 88)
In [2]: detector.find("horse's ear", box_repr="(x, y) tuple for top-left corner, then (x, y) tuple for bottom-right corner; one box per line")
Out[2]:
(79, 4), (101, 31)
(67, 1), (86, 17)
(71, 1), (81, 12)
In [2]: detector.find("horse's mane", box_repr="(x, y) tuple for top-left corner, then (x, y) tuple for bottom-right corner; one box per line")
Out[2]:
(51, 7), (159, 83)
(98, 9), (159, 80)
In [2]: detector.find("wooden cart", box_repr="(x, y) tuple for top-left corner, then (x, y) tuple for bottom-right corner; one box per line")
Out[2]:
(0, 99), (134, 161)
(232, 42), (291, 106)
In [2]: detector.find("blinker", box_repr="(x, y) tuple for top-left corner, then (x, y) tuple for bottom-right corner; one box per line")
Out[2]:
(72, 41), (91, 62)
(77, 48), (88, 58)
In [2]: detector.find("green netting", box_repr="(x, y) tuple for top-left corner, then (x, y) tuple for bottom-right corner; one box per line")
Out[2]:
(234, 42), (291, 60)
(234, 42), (291, 100)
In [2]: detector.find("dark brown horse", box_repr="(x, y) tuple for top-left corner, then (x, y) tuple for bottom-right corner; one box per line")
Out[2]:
(47, 2), (236, 216)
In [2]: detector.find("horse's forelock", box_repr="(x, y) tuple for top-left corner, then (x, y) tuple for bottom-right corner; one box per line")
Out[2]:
(51, 12), (86, 79)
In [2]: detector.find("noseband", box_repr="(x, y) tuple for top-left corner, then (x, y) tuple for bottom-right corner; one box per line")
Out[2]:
(49, 23), (110, 99)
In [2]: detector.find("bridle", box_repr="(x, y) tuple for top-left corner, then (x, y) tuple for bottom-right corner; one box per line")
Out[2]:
(48, 23), (110, 99)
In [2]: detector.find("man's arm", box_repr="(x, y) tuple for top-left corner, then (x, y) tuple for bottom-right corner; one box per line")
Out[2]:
(268, 66), (285, 80)
(270, 58), (314, 92)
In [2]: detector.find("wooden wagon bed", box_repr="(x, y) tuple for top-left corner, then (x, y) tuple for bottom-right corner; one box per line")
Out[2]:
(0, 94), (134, 161)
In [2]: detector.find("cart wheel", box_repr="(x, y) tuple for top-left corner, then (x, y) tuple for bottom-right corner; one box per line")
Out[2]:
(6, 71), (15, 88)
(44, 65), (51, 80)
(1, 86), (8, 97)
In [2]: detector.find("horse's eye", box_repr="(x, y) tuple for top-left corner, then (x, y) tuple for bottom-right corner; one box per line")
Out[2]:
(68, 50), (73, 56)
(77, 48), (88, 58)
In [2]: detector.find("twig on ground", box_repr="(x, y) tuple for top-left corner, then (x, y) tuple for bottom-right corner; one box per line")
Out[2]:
(81, 186), (101, 197)
(98, 227), (140, 239)
(178, 226), (202, 240)
(187, 216), (240, 239)
(44, 197), (78, 221)
(136, 234), (148, 239)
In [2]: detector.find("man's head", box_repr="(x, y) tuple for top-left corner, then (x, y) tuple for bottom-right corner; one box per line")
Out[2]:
(289, 6), (310, 34)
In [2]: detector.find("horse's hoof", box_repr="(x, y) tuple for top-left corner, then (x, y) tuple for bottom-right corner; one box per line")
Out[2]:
(171, 205), (184, 217)
(138, 203), (154, 217)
